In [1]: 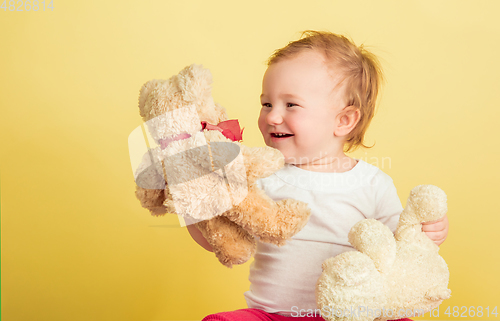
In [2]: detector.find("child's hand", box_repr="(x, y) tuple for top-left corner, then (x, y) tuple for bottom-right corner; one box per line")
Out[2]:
(422, 214), (449, 246)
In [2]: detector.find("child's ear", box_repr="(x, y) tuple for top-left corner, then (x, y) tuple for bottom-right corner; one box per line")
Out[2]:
(334, 106), (360, 137)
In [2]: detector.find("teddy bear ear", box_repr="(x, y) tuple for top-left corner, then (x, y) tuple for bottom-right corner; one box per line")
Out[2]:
(138, 79), (165, 120)
(175, 64), (213, 103)
(348, 219), (396, 274)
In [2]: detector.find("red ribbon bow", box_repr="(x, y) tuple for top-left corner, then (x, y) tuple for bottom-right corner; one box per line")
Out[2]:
(201, 119), (244, 142)
(159, 119), (244, 149)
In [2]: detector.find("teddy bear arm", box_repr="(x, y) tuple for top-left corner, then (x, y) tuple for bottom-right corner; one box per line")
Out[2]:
(425, 285), (452, 301)
(225, 188), (311, 246)
(397, 185), (448, 229)
(194, 216), (256, 268)
(135, 184), (168, 216)
(134, 160), (176, 216)
(240, 145), (284, 183)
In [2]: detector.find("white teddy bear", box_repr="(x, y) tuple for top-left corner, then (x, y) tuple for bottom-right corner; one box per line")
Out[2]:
(316, 185), (451, 321)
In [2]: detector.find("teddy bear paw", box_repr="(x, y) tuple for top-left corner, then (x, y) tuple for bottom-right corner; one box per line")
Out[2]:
(256, 199), (311, 245)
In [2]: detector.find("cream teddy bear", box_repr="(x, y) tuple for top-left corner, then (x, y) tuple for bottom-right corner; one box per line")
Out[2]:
(316, 185), (451, 321)
(132, 64), (311, 267)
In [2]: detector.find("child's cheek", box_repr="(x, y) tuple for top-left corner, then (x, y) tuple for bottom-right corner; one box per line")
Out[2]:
(258, 119), (267, 140)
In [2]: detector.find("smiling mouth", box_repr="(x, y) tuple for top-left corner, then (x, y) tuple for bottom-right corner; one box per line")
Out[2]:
(271, 133), (294, 138)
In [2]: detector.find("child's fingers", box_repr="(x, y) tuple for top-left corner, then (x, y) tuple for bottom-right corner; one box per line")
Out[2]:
(421, 214), (447, 226)
(423, 215), (449, 246)
(422, 221), (446, 232)
(424, 231), (448, 246)
(422, 214), (449, 233)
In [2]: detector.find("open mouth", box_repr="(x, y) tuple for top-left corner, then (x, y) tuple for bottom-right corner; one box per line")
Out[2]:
(271, 133), (294, 138)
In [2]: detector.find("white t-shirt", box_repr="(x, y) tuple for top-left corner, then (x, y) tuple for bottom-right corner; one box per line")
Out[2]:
(244, 159), (403, 315)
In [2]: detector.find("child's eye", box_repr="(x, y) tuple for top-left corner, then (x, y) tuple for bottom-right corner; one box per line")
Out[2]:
(262, 103), (272, 108)
(286, 103), (298, 107)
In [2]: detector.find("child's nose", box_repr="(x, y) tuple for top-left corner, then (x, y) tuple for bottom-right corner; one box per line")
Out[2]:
(266, 108), (283, 125)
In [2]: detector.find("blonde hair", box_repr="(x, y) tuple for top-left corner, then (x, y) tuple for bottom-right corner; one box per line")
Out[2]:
(267, 30), (384, 153)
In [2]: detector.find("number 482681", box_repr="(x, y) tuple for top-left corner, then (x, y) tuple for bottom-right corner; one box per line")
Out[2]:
(445, 306), (498, 318)
(1, 0), (54, 11)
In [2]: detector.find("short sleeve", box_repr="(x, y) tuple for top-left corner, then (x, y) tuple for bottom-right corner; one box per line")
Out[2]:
(375, 179), (403, 233)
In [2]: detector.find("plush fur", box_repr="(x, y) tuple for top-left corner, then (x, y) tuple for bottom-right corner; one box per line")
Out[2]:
(316, 185), (451, 321)
(134, 64), (311, 267)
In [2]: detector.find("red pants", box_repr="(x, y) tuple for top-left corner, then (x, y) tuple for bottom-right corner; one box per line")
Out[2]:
(202, 308), (413, 321)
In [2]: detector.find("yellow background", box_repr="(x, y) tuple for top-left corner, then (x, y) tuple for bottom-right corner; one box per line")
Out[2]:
(1, 1), (499, 320)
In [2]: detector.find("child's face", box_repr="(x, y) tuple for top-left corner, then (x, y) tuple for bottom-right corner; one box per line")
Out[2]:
(258, 50), (347, 166)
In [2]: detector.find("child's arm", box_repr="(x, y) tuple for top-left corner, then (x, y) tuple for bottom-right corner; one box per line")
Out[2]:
(186, 223), (214, 252)
(422, 214), (449, 246)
